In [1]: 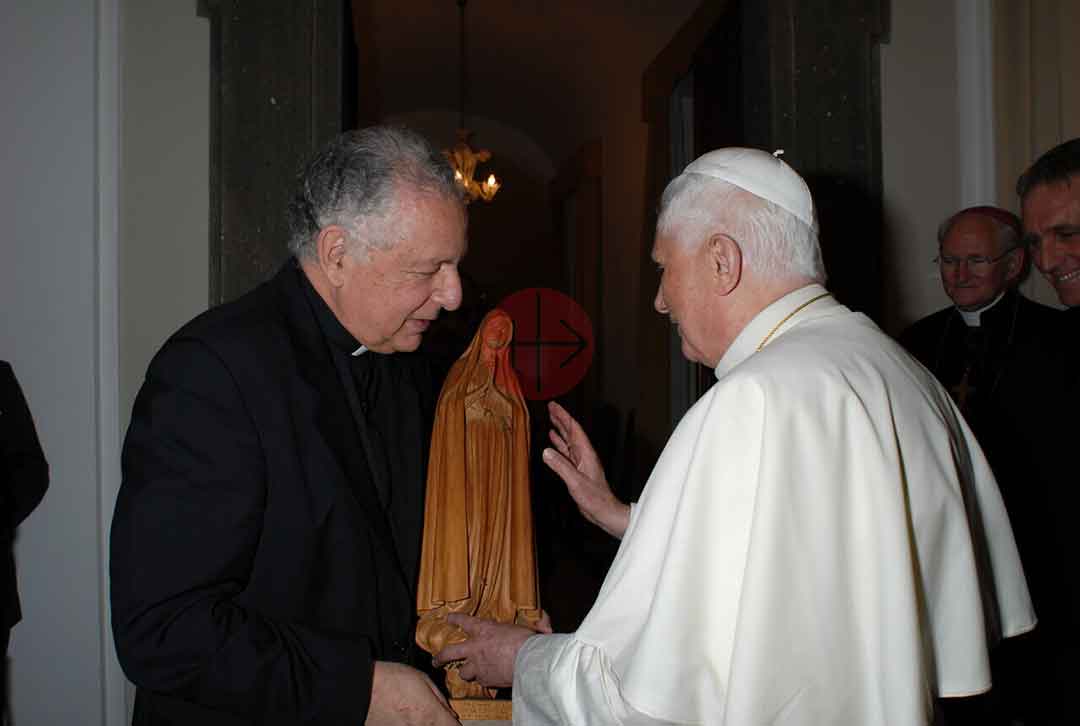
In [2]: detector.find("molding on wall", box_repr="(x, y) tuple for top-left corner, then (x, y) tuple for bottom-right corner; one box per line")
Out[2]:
(95, 0), (126, 724)
(955, 0), (997, 206)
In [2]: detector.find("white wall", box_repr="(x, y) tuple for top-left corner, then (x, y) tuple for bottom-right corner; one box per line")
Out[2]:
(0, 1), (119, 724)
(119, 0), (209, 436)
(880, 0), (963, 334)
(880, 0), (1063, 334)
(0, 1), (208, 724)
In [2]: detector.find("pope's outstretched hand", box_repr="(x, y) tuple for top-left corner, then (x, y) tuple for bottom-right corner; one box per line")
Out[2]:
(542, 401), (630, 539)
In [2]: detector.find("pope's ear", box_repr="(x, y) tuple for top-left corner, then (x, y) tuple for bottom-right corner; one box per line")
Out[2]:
(707, 233), (742, 294)
(315, 226), (350, 287)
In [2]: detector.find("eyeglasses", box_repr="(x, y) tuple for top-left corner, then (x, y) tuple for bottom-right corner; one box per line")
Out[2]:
(934, 248), (1017, 273)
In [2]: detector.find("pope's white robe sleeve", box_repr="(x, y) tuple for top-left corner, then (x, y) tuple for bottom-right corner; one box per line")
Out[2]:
(510, 286), (1033, 726)
(513, 634), (686, 726)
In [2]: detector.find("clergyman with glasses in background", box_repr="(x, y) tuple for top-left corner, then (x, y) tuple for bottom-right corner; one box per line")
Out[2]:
(900, 205), (1058, 418)
(900, 204), (1062, 725)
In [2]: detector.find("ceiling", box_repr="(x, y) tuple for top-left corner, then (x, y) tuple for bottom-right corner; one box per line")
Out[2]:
(358, 0), (703, 168)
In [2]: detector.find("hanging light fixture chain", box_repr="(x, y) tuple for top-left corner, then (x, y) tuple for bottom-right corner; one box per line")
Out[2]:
(458, 0), (467, 130)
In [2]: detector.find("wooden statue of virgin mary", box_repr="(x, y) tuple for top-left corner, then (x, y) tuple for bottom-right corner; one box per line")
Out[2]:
(415, 308), (542, 700)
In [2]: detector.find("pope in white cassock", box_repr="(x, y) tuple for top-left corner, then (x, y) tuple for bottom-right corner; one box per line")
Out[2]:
(432, 148), (1035, 725)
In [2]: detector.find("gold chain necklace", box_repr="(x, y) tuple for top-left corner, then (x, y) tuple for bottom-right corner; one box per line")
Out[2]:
(756, 292), (831, 351)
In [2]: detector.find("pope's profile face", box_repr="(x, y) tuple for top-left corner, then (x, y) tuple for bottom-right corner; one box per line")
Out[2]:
(651, 231), (720, 367)
(334, 187), (467, 353)
(1023, 178), (1080, 307)
(938, 213), (1019, 311)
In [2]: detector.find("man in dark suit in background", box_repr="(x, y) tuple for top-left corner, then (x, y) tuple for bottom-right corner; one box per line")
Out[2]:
(900, 206), (1062, 724)
(898, 206), (1060, 529)
(899, 207), (1060, 565)
(1, 360), (48, 724)
(1014, 137), (1080, 724)
(900, 205), (1059, 418)
(111, 126), (467, 725)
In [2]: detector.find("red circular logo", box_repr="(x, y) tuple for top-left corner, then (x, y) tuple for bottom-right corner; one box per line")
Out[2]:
(497, 288), (594, 400)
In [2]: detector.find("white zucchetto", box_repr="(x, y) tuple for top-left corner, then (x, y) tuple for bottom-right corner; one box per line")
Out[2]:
(682, 147), (816, 229)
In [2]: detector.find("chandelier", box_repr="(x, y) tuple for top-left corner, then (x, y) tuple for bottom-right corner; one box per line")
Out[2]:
(444, 0), (500, 204)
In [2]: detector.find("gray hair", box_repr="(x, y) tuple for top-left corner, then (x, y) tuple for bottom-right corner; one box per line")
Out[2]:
(936, 208), (1021, 255)
(657, 173), (826, 284)
(286, 125), (461, 260)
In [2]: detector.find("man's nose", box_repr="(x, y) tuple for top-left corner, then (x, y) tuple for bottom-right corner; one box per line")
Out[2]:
(654, 285), (668, 314)
(433, 266), (463, 311)
(1033, 237), (1063, 274)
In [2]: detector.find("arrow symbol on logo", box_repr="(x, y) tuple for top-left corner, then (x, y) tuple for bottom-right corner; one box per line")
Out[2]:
(509, 292), (590, 393)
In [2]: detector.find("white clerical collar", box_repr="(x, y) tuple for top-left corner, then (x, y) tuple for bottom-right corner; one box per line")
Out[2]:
(956, 290), (1005, 327)
(351, 345), (368, 356)
(714, 283), (836, 379)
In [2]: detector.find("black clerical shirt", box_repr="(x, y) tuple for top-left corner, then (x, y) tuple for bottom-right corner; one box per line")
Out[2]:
(296, 264), (436, 587)
(899, 289), (1059, 421)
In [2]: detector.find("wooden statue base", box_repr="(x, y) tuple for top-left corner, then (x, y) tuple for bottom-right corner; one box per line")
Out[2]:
(450, 698), (511, 723)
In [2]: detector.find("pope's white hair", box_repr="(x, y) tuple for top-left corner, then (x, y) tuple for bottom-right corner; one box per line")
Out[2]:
(657, 173), (826, 284)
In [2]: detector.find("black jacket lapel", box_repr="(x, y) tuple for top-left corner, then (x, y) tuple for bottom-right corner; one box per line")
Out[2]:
(273, 265), (400, 556)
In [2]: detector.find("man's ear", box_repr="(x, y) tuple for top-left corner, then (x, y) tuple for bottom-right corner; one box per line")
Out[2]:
(707, 233), (742, 295)
(1004, 247), (1025, 283)
(316, 225), (350, 287)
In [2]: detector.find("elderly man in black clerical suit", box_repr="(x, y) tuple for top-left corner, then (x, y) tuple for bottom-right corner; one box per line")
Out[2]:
(110, 127), (466, 725)
(901, 205), (1061, 725)
(900, 205), (1060, 420)
(1, 361), (48, 722)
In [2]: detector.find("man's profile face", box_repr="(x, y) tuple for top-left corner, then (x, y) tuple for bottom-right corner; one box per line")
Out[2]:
(651, 230), (720, 367)
(335, 187), (467, 353)
(1022, 178), (1080, 307)
(938, 213), (1019, 311)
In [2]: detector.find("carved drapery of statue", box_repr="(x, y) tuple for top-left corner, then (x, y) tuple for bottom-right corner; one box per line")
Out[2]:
(415, 309), (542, 699)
